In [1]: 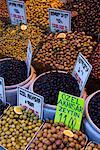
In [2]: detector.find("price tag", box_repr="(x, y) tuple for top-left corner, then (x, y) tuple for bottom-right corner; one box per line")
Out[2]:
(26, 40), (33, 77)
(0, 77), (6, 103)
(49, 8), (71, 32)
(54, 91), (84, 130)
(17, 87), (44, 119)
(7, 0), (27, 25)
(72, 53), (92, 94)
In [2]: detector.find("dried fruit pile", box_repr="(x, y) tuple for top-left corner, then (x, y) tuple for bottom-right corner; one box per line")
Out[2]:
(0, 106), (42, 150)
(0, 58), (27, 86)
(33, 71), (80, 105)
(26, 0), (64, 30)
(65, 0), (99, 40)
(29, 121), (87, 150)
(0, 101), (9, 116)
(33, 32), (97, 72)
(86, 142), (100, 150)
(88, 92), (100, 129)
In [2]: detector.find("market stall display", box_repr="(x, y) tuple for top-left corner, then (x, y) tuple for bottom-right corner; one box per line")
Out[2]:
(0, 0), (99, 147)
(33, 32), (97, 72)
(28, 121), (87, 150)
(0, 106), (43, 150)
(84, 90), (100, 144)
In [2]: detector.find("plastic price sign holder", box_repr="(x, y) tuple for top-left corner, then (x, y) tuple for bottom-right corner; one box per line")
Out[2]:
(26, 40), (33, 77)
(7, 0), (27, 25)
(17, 86), (44, 119)
(72, 53), (92, 96)
(0, 77), (6, 104)
(48, 8), (71, 32)
(54, 91), (84, 130)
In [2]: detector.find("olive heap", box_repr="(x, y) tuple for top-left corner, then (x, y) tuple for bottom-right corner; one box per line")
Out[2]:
(0, 0), (8, 22)
(88, 92), (100, 129)
(29, 121), (87, 150)
(0, 106), (42, 150)
(65, 0), (99, 40)
(86, 142), (100, 150)
(26, 0), (64, 30)
(0, 58), (27, 86)
(33, 32), (97, 72)
(33, 71), (80, 105)
(0, 101), (9, 116)
(89, 44), (100, 79)
(0, 23), (45, 59)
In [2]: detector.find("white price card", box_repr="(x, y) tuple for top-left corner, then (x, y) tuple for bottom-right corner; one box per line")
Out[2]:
(7, 0), (27, 25)
(26, 40), (33, 77)
(0, 77), (6, 103)
(72, 53), (92, 94)
(48, 8), (71, 32)
(17, 87), (44, 119)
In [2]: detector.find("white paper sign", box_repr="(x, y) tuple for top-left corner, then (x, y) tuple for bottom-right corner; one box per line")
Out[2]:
(0, 77), (6, 103)
(17, 87), (44, 119)
(26, 40), (33, 77)
(7, 0), (27, 25)
(72, 53), (92, 93)
(49, 8), (71, 32)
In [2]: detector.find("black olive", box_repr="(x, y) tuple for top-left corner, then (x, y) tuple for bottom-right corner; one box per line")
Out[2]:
(33, 72), (80, 105)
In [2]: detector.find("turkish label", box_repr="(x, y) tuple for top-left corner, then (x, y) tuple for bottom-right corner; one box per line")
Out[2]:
(7, 0), (27, 25)
(17, 87), (44, 119)
(54, 91), (84, 130)
(72, 53), (92, 93)
(26, 40), (33, 77)
(49, 8), (71, 32)
(0, 77), (6, 103)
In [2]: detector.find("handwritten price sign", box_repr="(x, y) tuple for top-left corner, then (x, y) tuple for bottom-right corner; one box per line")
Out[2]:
(72, 53), (92, 93)
(54, 91), (84, 130)
(17, 87), (44, 119)
(7, 0), (27, 25)
(49, 8), (71, 32)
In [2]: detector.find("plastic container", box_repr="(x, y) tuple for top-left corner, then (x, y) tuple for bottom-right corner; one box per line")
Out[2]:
(0, 58), (36, 105)
(84, 90), (100, 144)
(29, 70), (87, 120)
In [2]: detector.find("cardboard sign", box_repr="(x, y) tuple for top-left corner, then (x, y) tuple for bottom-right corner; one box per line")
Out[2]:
(7, 0), (27, 25)
(54, 91), (84, 130)
(49, 8), (71, 32)
(26, 40), (33, 77)
(17, 87), (44, 119)
(72, 53), (92, 93)
(0, 77), (6, 103)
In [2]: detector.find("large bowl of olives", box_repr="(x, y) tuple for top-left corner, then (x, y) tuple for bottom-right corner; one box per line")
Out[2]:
(30, 70), (86, 120)
(84, 90), (100, 144)
(0, 58), (36, 105)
